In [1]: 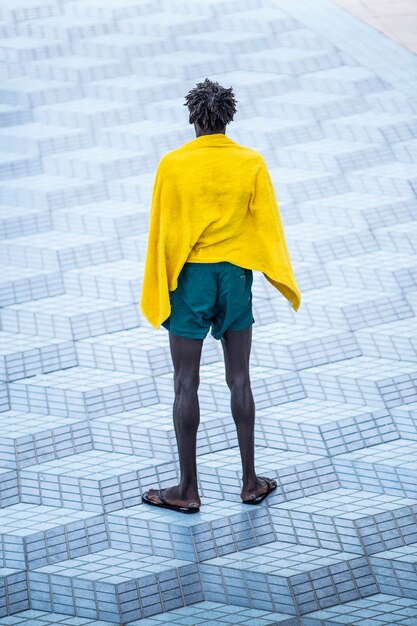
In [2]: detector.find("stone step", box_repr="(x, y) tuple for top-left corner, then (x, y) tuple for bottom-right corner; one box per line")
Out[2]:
(0, 102), (32, 127)
(390, 402), (417, 440)
(299, 192), (417, 230)
(155, 362), (305, 412)
(200, 541), (379, 615)
(89, 405), (235, 462)
(32, 97), (140, 129)
(0, 265), (63, 306)
(0, 468), (19, 507)
(0, 2), (63, 24)
(51, 199), (148, 237)
(8, 366), (156, 416)
(28, 548), (201, 622)
(237, 46), (345, 76)
(176, 28), (285, 57)
(333, 439), (417, 499)
(300, 355), (417, 408)
(75, 329), (220, 376)
(0, 152), (41, 180)
(0, 381), (9, 413)
(0, 230), (122, 270)
(355, 318), (417, 362)
(0, 332), (77, 383)
(220, 7), (299, 35)
(0, 122), (93, 155)
(249, 321), (361, 371)
(300, 593), (417, 625)
(0, 397), (402, 472)
(0, 36), (71, 63)
(0, 77), (82, 107)
(232, 116), (324, 150)
(18, 449), (173, 512)
(0, 503), (106, 570)
(16, 443), (339, 512)
(1, 293), (139, 341)
(196, 447), (340, 504)
(348, 161), (417, 198)
(373, 221), (417, 255)
(131, 50), (237, 80)
(289, 222), (380, 265)
(43, 146), (148, 181)
(370, 543), (417, 600)
(65, 0), (155, 21)
(117, 12), (216, 37)
(84, 74), (181, 107)
(0, 568), (29, 617)
(393, 138), (417, 164)
(271, 27), (336, 52)
(270, 487), (417, 555)
(257, 399), (398, 456)
(366, 90), (417, 116)
(22, 55), (131, 83)
(63, 259), (145, 300)
(1, 602), (299, 625)
(107, 499), (278, 563)
(256, 90), (368, 122)
(0, 174), (107, 210)
(323, 111), (417, 145)
(276, 138), (393, 172)
(0, 204), (52, 240)
(294, 285), (414, 331)
(95, 119), (189, 155)
(298, 65), (391, 95)
(325, 249), (417, 295)
(0, 410), (91, 469)
(16, 15), (118, 40)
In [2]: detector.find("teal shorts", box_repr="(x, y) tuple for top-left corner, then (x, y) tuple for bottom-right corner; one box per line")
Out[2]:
(161, 261), (255, 340)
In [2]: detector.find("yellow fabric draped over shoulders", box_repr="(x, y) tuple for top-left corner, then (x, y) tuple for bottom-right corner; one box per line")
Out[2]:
(140, 133), (301, 329)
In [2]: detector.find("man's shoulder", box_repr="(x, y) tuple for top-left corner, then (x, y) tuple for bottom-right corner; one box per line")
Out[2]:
(161, 142), (265, 166)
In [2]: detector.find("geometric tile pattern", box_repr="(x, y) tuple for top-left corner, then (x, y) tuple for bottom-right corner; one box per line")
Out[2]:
(1, 0), (417, 623)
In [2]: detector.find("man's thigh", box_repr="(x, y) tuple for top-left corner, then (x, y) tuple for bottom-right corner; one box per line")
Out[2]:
(161, 263), (217, 339)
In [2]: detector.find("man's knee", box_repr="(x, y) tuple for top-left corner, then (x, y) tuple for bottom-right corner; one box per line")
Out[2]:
(174, 373), (200, 394)
(226, 374), (250, 391)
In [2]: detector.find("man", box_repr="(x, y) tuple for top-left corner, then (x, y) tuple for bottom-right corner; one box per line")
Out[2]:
(140, 78), (301, 513)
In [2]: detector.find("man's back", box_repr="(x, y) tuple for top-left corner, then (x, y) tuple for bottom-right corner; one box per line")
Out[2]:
(161, 133), (263, 256)
(140, 132), (301, 329)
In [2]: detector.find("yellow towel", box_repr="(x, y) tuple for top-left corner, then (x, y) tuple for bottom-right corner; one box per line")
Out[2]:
(140, 133), (301, 329)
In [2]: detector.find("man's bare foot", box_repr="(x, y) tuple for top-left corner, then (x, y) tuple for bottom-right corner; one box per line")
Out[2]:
(241, 476), (277, 501)
(145, 484), (201, 509)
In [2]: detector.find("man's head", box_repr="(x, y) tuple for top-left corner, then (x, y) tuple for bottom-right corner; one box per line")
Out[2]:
(184, 77), (238, 136)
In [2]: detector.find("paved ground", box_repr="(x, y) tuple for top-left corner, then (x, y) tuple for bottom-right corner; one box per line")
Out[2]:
(333, 0), (417, 54)
(1, 0), (417, 624)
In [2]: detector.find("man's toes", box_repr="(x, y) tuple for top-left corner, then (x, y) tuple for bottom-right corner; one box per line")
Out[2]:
(259, 477), (275, 495)
(146, 489), (162, 503)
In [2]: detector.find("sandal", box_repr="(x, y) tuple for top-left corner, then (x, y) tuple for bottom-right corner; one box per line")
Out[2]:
(142, 488), (200, 514)
(241, 476), (277, 505)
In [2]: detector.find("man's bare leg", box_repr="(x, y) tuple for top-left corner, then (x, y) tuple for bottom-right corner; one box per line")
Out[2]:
(145, 332), (203, 509)
(220, 325), (276, 501)
(146, 325), (275, 508)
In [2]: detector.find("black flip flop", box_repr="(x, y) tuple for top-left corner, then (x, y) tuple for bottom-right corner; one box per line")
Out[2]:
(241, 476), (277, 505)
(142, 488), (200, 514)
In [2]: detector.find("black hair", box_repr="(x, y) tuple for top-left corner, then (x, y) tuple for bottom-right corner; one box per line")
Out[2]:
(184, 77), (238, 132)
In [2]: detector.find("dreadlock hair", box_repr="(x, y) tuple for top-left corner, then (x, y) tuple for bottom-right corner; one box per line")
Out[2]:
(184, 78), (238, 132)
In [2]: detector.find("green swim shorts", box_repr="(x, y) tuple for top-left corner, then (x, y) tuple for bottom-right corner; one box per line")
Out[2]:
(161, 261), (255, 340)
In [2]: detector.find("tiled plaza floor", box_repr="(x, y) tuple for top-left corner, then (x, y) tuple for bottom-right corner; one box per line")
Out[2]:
(1, 0), (417, 624)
